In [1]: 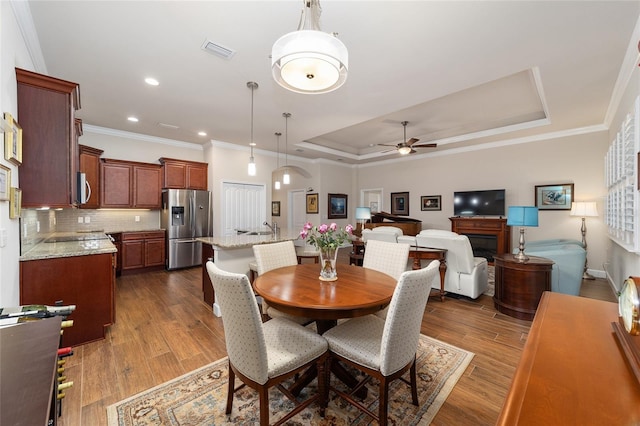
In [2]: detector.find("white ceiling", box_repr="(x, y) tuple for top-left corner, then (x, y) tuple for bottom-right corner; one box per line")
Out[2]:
(20, 1), (640, 164)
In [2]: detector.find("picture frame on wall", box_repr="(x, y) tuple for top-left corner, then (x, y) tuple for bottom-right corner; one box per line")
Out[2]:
(9, 187), (21, 219)
(271, 201), (280, 217)
(391, 192), (410, 216)
(328, 193), (348, 219)
(421, 195), (441, 211)
(534, 183), (574, 210)
(370, 201), (379, 213)
(4, 113), (22, 166)
(306, 193), (319, 214)
(0, 164), (10, 201)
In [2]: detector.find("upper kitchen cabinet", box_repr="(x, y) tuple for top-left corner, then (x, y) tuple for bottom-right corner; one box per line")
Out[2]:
(16, 68), (80, 208)
(159, 157), (208, 190)
(79, 142), (103, 209)
(101, 159), (162, 209)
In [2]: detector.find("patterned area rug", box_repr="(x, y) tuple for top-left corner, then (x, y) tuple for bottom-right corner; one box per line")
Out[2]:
(107, 334), (473, 425)
(484, 265), (495, 297)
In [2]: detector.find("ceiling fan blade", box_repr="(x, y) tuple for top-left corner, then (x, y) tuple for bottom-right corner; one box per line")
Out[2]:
(406, 138), (420, 147)
(413, 143), (438, 148)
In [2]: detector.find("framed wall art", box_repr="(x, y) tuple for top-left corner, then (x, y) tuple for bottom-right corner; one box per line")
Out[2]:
(534, 183), (574, 210)
(4, 113), (22, 166)
(306, 193), (319, 214)
(421, 195), (441, 211)
(328, 193), (348, 219)
(9, 187), (21, 219)
(391, 192), (409, 215)
(0, 164), (10, 201)
(271, 201), (281, 217)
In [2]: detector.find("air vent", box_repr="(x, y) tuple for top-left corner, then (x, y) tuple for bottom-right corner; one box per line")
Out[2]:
(201, 39), (236, 59)
(158, 122), (179, 130)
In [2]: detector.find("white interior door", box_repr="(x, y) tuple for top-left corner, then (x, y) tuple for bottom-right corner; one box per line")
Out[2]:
(221, 182), (266, 236)
(290, 190), (306, 246)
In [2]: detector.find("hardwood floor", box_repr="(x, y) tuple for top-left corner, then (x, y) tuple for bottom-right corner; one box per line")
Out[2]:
(58, 258), (618, 426)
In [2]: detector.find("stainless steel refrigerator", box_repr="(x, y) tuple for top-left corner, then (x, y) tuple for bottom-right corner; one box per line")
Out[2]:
(161, 189), (212, 270)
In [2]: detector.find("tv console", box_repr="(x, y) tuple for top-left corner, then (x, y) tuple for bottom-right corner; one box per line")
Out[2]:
(449, 217), (511, 257)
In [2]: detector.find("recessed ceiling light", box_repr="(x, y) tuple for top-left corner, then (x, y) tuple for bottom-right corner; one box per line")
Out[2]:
(145, 77), (159, 86)
(198, 131), (207, 136)
(127, 116), (139, 122)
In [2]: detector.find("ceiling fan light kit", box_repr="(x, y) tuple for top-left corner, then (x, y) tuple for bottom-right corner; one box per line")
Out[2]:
(379, 120), (438, 155)
(272, 0), (348, 94)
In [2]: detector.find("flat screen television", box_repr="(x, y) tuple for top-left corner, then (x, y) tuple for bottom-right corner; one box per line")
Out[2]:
(453, 189), (506, 217)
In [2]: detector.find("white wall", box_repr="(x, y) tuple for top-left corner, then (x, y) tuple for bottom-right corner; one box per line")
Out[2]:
(80, 127), (205, 164)
(0, 2), (36, 307)
(356, 131), (609, 277)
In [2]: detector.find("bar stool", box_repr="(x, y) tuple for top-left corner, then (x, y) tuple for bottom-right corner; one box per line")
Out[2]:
(296, 246), (320, 264)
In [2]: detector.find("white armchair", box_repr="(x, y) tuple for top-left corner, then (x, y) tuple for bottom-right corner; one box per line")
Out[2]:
(415, 229), (488, 299)
(361, 226), (404, 243)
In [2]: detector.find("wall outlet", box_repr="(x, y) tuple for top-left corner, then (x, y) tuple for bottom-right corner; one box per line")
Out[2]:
(78, 217), (84, 224)
(135, 215), (140, 222)
(36, 221), (40, 232)
(85, 216), (90, 224)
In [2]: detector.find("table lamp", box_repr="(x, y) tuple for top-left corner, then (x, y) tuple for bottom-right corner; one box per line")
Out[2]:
(507, 206), (539, 262)
(570, 201), (598, 280)
(355, 207), (371, 235)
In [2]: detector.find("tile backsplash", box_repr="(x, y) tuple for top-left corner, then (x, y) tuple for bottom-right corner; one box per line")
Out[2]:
(21, 208), (160, 255)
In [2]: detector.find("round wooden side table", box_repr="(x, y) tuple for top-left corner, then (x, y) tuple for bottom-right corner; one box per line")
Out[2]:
(492, 253), (554, 321)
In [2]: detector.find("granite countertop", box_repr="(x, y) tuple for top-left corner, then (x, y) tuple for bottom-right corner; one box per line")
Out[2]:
(197, 229), (300, 249)
(20, 231), (117, 261)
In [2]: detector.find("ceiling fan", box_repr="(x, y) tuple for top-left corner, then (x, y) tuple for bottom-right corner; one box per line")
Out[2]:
(378, 121), (437, 155)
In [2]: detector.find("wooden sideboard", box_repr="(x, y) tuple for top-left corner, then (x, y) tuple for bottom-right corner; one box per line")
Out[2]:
(497, 292), (640, 425)
(450, 217), (510, 254)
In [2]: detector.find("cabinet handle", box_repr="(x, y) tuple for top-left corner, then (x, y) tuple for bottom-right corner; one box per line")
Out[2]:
(85, 180), (92, 203)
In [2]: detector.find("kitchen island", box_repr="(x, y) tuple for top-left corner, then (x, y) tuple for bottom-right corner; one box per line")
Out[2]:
(197, 230), (299, 316)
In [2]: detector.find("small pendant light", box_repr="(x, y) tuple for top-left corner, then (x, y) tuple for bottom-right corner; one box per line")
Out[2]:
(247, 81), (258, 176)
(274, 132), (281, 190)
(283, 112), (291, 185)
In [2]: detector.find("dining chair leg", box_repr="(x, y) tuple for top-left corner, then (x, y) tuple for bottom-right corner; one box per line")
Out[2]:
(259, 387), (270, 425)
(226, 363), (235, 414)
(410, 358), (419, 405)
(317, 356), (327, 416)
(379, 377), (390, 426)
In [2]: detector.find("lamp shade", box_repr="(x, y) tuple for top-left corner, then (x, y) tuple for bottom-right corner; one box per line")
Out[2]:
(355, 207), (371, 221)
(570, 202), (598, 217)
(507, 206), (539, 227)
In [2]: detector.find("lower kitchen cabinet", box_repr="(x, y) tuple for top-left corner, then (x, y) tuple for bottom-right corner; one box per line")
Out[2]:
(121, 230), (166, 273)
(19, 252), (116, 347)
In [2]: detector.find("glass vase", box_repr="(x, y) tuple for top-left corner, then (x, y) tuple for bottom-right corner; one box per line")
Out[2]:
(319, 247), (338, 281)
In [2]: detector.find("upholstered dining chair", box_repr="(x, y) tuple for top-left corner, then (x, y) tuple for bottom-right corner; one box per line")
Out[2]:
(252, 241), (311, 324)
(206, 262), (328, 426)
(362, 239), (411, 319)
(322, 260), (439, 426)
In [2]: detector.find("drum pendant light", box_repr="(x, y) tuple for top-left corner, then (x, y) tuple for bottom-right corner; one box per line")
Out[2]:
(271, 0), (348, 94)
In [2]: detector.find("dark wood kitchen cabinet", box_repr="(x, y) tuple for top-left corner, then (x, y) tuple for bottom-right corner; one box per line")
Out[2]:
(159, 157), (208, 190)
(121, 231), (166, 273)
(16, 68), (81, 208)
(100, 159), (162, 209)
(20, 253), (116, 346)
(79, 143), (103, 209)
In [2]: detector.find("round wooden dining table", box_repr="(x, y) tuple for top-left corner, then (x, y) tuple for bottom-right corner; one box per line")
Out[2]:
(253, 263), (397, 333)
